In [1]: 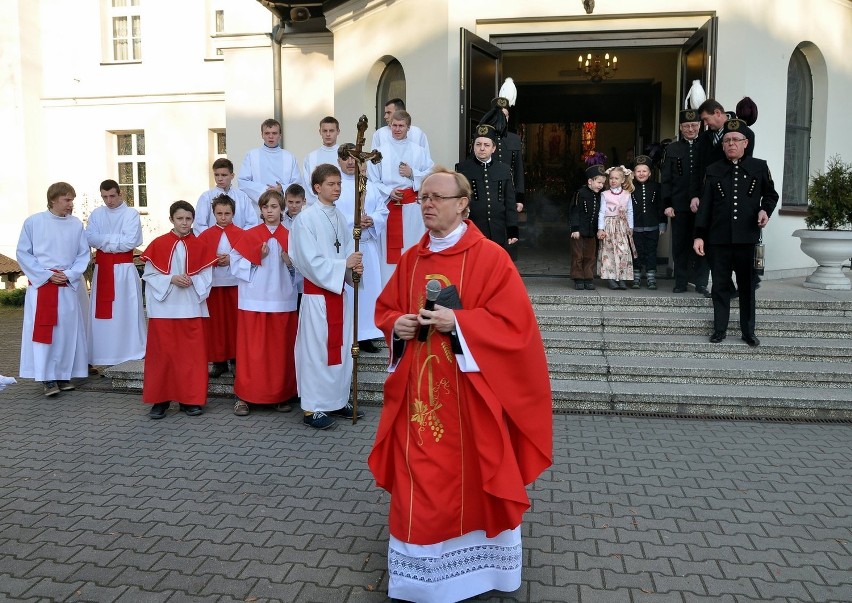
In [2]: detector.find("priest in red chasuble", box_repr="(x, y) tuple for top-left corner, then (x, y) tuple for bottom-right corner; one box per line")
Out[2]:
(370, 167), (552, 603)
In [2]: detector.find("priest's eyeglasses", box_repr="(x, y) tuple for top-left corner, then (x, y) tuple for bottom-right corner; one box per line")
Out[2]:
(416, 193), (464, 204)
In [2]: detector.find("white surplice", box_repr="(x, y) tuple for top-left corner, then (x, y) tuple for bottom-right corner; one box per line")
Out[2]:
(367, 137), (434, 286)
(142, 241), (213, 319)
(302, 145), (340, 205)
(229, 225), (298, 313)
(17, 211), (91, 381)
(336, 171), (387, 341)
(85, 202), (146, 365)
(289, 202), (354, 413)
(194, 186), (261, 233)
(237, 145), (303, 203)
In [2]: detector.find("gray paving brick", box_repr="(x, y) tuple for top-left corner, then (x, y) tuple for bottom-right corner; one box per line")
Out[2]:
(530, 582), (579, 602)
(19, 577), (85, 600)
(653, 574), (707, 596)
(703, 575), (760, 597)
(752, 577), (813, 600)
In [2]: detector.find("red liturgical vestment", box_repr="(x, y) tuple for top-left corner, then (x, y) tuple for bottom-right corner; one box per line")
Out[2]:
(369, 222), (552, 546)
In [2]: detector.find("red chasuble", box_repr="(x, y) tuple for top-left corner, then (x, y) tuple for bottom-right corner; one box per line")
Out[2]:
(369, 221), (553, 546)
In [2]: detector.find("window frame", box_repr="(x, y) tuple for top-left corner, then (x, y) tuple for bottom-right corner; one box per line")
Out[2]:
(781, 47), (813, 208)
(114, 130), (147, 209)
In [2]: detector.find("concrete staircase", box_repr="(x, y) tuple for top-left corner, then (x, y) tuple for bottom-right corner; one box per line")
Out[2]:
(103, 283), (852, 420)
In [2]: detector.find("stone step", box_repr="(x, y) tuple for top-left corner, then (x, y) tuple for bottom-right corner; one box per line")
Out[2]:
(544, 353), (852, 388)
(530, 293), (852, 317)
(535, 310), (851, 338)
(549, 379), (852, 420)
(540, 331), (852, 362)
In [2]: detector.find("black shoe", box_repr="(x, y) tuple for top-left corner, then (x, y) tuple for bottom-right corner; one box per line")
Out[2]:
(43, 381), (60, 397)
(359, 339), (380, 353)
(618, 280), (628, 290)
(742, 335), (761, 347)
(709, 331), (727, 344)
(57, 380), (75, 391)
(304, 411), (337, 430)
(584, 280), (596, 290)
(330, 402), (365, 420)
(209, 362), (228, 378)
(695, 285), (709, 295)
(179, 404), (203, 417)
(608, 280), (619, 290)
(631, 278), (641, 289)
(673, 286), (687, 293)
(574, 281), (585, 290)
(149, 402), (169, 419)
(647, 281), (657, 290)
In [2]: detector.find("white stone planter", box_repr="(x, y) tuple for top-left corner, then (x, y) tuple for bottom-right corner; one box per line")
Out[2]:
(793, 229), (852, 290)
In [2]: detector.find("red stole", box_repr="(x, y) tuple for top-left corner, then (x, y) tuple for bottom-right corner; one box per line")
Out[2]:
(303, 279), (344, 366)
(94, 250), (134, 319)
(231, 223), (288, 265)
(32, 276), (65, 344)
(386, 188), (418, 263)
(139, 231), (217, 276)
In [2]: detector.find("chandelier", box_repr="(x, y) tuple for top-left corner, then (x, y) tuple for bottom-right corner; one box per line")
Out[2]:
(577, 52), (618, 82)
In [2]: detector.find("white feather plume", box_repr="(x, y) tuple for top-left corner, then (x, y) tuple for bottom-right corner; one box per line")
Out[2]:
(498, 77), (517, 106)
(684, 80), (707, 110)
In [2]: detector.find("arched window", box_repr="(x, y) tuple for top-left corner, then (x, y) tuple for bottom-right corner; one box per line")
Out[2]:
(376, 59), (406, 128)
(782, 48), (813, 206)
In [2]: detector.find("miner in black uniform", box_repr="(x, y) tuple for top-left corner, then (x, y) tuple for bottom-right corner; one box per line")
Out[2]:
(693, 119), (778, 347)
(662, 109), (709, 294)
(455, 124), (518, 247)
(569, 164), (606, 289)
(479, 97), (525, 212)
(631, 154), (666, 289)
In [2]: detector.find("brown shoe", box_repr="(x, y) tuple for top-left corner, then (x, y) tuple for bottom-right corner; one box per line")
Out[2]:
(275, 402), (293, 413)
(43, 381), (60, 397)
(233, 400), (250, 416)
(57, 380), (75, 391)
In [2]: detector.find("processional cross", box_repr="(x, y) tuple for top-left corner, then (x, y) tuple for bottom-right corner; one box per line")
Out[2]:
(348, 115), (382, 425)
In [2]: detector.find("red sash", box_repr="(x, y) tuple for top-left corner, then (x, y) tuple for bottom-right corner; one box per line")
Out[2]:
(94, 250), (134, 319)
(231, 223), (288, 265)
(304, 279), (344, 366)
(32, 277), (65, 344)
(386, 188), (418, 264)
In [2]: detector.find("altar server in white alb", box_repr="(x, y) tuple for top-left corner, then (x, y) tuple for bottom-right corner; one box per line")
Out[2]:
(238, 118), (303, 203)
(368, 110), (434, 286)
(290, 164), (365, 430)
(194, 158), (261, 231)
(371, 98), (432, 161)
(335, 143), (387, 353)
(85, 179), (146, 367)
(17, 182), (91, 397)
(302, 116), (341, 205)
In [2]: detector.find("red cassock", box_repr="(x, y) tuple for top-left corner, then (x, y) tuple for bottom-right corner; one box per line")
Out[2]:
(369, 221), (553, 545)
(197, 224), (244, 363)
(139, 231), (218, 406)
(230, 223), (297, 404)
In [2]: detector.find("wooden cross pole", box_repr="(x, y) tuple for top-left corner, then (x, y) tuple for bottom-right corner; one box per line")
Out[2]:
(348, 115), (382, 425)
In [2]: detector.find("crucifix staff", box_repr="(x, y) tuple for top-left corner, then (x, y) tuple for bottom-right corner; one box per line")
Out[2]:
(348, 115), (382, 425)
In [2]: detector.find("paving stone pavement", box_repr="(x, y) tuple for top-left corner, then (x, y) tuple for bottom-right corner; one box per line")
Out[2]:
(1, 375), (851, 603)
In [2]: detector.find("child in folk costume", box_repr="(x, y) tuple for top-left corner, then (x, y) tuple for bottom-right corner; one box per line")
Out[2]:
(229, 189), (299, 416)
(630, 155), (666, 289)
(569, 165), (606, 290)
(597, 166), (635, 290)
(290, 164), (364, 431)
(197, 194), (244, 378)
(140, 201), (217, 419)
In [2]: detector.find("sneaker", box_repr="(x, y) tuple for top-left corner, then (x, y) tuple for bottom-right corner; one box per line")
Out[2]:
(647, 281), (658, 290)
(233, 400), (250, 416)
(57, 380), (75, 391)
(43, 381), (60, 397)
(149, 402), (169, 419)
(179, 404), (203, 417)
(303, 411), (337, 430)
(330, 402), (365, 420)
(574, 280), (585, 290)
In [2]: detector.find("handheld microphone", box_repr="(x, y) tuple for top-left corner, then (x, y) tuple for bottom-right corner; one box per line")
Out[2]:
(417, 279), (442, 342)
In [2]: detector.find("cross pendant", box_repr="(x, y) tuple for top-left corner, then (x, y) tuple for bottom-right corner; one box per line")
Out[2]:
(334, 239), (341, 252)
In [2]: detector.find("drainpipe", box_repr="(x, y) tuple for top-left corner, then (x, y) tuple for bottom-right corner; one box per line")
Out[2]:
(272, 19), (284, 148)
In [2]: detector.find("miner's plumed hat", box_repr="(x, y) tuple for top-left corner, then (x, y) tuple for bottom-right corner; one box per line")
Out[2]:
(679, 109), (701, 124)
(720, 118), (753, 140)
(473, 124), (499, 143)
(735, 97), (758, 126)
(585, 164), (607, 180)
(478, 106), (507, 138)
